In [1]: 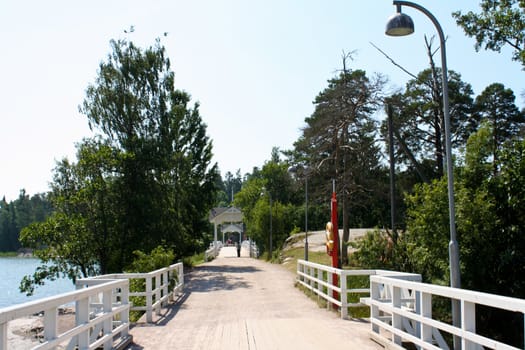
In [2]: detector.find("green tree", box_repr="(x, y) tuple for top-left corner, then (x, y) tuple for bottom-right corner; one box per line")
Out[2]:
(472, 83), (525, 173)
(222, 170), (243, 205)
(0, 192), (53, 252)
(385, 69), (474, 179)
(0, 198), (17, 252)
(352, 125), (525, 346)
(80, 37), (219, 263)
(233, 149), (297, 257)
(453, 1), (525, 68)
(293, 65), (386, 263)
(19, 37), (219, 294)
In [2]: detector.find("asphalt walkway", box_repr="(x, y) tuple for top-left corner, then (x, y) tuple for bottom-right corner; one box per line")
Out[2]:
(126, 247), (381, 350)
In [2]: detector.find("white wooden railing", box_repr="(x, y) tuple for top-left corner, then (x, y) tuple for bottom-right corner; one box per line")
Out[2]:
(296, 259), (420, 319)
(366, 274), (525, 350)
(244, 240), (259, 258)
(205, 242), (222, 261)
(0, 279), (131, 350)
(297, 260), (525, 350)
(78, 262), (184, 323)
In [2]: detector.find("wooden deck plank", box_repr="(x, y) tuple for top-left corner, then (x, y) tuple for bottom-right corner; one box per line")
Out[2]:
(125, 247), (381, 350)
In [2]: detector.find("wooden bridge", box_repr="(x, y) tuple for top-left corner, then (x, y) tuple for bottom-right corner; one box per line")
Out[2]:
(126, 246), (381, 350)
(5, 243), (524, 349)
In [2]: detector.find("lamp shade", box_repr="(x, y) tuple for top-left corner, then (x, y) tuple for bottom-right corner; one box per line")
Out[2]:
(385, 12), (414, 36)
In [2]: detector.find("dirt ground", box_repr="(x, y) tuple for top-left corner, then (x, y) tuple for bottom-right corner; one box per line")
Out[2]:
(6, 308), (75, 349)
(283, 228), (371, 252)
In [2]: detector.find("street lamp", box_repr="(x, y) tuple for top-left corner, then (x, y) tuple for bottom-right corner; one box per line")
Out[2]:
(386, 1), (461, 344)
(261, 187), (273, 259)
(288, 165), (311, 261)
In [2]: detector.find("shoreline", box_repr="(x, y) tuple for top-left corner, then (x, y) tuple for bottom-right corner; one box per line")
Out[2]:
(6, 307), (75, 348)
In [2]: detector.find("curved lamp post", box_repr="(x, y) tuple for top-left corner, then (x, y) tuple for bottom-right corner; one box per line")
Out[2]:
(386, 1), (461, 344)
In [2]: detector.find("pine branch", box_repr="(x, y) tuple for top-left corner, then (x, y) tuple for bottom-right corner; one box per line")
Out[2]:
(369, 42), (418, 80)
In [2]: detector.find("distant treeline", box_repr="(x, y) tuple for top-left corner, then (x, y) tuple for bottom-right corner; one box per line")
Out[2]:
(0, 190), (53, 252)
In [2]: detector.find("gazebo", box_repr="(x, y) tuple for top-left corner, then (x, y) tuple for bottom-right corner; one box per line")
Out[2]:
(209, 207), (244, 244)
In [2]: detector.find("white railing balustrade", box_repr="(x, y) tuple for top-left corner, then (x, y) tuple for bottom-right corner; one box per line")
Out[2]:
(205, 242), (222, 261)
(243, 240), (259, 258)
(296, 259), (420, 319)
(0, 279), (130, 350)
(366, 275), (525, 350)
(78, 262), (184, 323)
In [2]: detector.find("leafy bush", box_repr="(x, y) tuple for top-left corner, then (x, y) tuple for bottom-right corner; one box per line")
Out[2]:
(125, 245), (175, 321)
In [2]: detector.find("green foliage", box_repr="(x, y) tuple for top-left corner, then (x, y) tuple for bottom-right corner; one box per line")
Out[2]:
(350, 127), (525, 346)
(453, 0), (525, 68)
(125, 245), (175, 273)
(471, 83), (525, 173)
(19, 37), (219, 295)
(0, 191), (53, 252)
(384, 69), (474, 179)
(291, 65), (388, 265)
(125, 245), (176, 322)
(19, 212), (99, 295)
(183, 251), (206, 267)
(350, 229), (393, 270)
(233, 149), (298, 256)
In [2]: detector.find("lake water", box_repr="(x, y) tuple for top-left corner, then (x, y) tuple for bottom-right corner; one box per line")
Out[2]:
(0, 257), (76, 309)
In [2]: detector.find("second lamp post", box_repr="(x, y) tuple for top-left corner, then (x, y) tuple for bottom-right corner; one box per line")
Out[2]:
(288, 165), (310, 261)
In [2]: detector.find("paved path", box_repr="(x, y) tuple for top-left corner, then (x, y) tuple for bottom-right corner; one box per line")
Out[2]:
(127, 247), (381, 350)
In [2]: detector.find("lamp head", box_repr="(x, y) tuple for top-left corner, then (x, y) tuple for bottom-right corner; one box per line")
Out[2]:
(385, 7), (414, 36)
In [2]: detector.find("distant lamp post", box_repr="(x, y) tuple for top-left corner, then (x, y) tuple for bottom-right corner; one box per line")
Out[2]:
(261, 187), (273, 258)
(288, 165), (311, 261)
(386, 1), (461, 345)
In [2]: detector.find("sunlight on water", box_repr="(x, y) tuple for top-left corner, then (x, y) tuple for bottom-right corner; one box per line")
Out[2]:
(0, 257), (75, 309)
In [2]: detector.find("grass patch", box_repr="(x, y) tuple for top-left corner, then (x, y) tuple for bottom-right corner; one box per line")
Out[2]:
(281, 247), (370, 318)
(185, 251), (206, 267)
(280, 247), (331, 274)
(0, 252), (19, 257)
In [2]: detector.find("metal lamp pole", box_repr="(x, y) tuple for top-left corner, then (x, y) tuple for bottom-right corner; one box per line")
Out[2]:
(288, 165), (310, 261)
(269, 192), (272, 258)
(304, 174), (308, 261)
(261, 187), (273, 259)
(386, 1), (461, 346)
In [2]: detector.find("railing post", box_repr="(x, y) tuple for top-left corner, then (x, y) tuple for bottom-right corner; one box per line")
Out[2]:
(327, 272), (333, 311)
(317, 267), (323, 304)
(414, 290), (421, 339)
(163, 270), (168, 304)
(43, 307), (58, 343)
(392, 285), (402, 346)
(179, 263), (184, 290)
(420, 292), (433, 345)
(77, 297), (90, 348)
(121, 282), (130, 338)
(370, 278), (380, 334)
(340, 271), (348, 319)
(146, 275), (153, 323)
(103, 289), (113, 350)
(0, 322), (6, 350)
(462, 300), (476, 350)
(308, 266), (315, 288)
(155, 273), (161, 316)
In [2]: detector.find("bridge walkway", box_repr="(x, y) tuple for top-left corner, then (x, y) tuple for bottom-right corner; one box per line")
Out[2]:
(126, 247), (381, 350)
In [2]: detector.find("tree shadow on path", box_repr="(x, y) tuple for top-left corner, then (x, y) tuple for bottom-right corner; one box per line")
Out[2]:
(129, 263), (261, 333)
(185, 264), (261, 293)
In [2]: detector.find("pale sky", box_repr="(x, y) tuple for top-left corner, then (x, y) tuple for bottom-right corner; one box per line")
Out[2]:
(1, 1), (523, 201)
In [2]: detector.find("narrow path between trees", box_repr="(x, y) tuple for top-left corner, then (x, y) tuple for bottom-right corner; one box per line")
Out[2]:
(126, 247), (381, 350)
